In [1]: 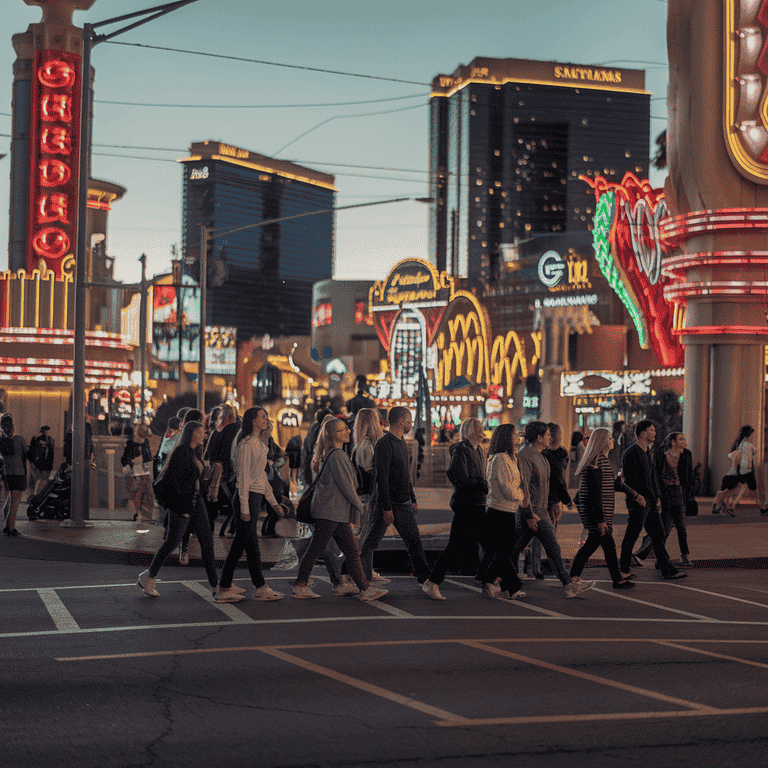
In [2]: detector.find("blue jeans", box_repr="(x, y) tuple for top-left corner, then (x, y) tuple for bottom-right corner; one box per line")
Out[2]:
(360, 500), (430, 583)
(511, 509), (571, 586)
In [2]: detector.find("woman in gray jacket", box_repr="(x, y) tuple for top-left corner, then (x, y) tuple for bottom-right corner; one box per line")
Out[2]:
(293, 418), (388, 602)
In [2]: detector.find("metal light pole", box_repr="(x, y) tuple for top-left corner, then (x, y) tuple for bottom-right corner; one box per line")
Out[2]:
(197, 225), (207, 413)
(67, 0), (199, 527)
(139, 253), (148, 421)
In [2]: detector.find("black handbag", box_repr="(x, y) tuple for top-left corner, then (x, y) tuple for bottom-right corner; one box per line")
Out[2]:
(685, 497), (699, 517)
(296, 449), (338, 524)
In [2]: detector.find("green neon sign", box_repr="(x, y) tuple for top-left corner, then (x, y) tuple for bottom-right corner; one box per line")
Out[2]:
(592, 191), (648, 348)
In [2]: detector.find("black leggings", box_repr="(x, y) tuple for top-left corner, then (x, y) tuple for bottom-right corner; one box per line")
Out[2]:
(296, 519), (368, 590)
(481, 507), (524, 595)
(220, 492), (266, 589)
(570, 528), (622, 583)
(149, 496), (217, 588)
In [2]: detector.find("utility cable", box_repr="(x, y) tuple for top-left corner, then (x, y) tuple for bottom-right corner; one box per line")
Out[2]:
(94, 93), (429, 109)
(104, 40), (431, 86)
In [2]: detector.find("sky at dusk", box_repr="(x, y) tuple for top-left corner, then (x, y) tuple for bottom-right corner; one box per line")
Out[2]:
(0, 0), (669, 285)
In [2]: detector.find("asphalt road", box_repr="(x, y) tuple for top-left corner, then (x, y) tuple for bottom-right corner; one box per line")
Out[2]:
(3, 555), (768, 768)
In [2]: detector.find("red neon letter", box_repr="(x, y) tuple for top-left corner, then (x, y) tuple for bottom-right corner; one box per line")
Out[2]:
(38, 60), (76, 89)
(37, 194), (70, 225)
(32, 227), (70, 259)
(39, 159), (71, 187)
(41, 94), (73, 122)
(40, 127), (72, 155)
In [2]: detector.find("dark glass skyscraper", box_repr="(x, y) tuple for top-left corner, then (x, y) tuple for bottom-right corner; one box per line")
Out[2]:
(429, 57), (650, 285)
(179, 141), (335, 341)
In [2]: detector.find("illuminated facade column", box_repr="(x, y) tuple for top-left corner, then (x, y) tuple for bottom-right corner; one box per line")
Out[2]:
(9, 0), (96, 274)
(665, 0), (768, 491)
(539, 315), (571, 431)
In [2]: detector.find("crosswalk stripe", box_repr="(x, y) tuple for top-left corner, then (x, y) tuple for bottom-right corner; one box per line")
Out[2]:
(36, 588), (80, 632)
(182, 581), (256, 623)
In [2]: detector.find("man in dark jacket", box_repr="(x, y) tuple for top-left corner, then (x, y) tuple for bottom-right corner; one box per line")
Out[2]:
(619, 420), (686, 580)
(359, 406), (430, 587)
(27, 425), (54, 498)
(633, 433), (694, 567)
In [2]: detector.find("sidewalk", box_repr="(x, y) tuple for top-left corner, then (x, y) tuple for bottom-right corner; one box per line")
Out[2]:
(3, 488), (768, 569)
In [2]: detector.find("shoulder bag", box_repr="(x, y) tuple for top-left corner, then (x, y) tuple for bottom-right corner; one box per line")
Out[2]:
(296, 449), (338, 524)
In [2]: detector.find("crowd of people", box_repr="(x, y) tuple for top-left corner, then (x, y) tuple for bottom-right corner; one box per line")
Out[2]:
(3, 397), (765, 604)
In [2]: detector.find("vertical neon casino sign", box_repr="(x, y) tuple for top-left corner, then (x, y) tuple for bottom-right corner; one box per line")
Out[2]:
(28, 51), (81, 278)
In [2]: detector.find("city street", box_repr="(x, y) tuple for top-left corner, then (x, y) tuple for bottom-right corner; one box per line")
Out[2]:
(3, 554), (768, 767)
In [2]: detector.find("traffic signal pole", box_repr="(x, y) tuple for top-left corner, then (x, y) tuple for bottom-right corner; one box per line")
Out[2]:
(68, 0), (199, 528)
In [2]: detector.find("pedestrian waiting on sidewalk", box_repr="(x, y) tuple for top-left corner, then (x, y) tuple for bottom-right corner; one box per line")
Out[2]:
(1, 413), (27, 537)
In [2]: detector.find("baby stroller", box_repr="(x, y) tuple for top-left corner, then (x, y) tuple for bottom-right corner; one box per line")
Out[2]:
(26, 462), (71, 520)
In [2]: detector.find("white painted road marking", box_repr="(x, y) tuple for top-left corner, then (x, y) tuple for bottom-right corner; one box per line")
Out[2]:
(182, 580), (256, 624)
(36, 588), (79, 632)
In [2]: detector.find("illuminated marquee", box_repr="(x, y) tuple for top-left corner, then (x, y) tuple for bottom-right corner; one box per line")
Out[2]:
(723, 0), (768, 183)
(561, 371), (652, 398)
(29, 51), (81, 278)
(584, 173), (683, 368)
(369, 259), (454, 352)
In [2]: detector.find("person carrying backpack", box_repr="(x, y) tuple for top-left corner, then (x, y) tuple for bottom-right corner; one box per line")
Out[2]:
(27, 426), (54, 499)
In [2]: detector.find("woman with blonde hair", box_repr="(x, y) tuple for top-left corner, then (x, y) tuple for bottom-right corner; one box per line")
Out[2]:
(570, 426), (635, 590)
(293, 417), (388, 602)
(351, 408), (383, 537)
(423, 417), (490, 600)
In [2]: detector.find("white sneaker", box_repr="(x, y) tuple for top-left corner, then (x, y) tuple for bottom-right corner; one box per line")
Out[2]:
(360, 587), (388, 602)
(252, 584), (284, 601)
(179, 546), (189, 566)
(564, 579), (595, 598)
(292, 584), (321, 599)
(421, 579), (446, 600)
(371, 571), (391, 585)
(215, 587), (244, 603)
(482, 582), (501, 599)
(332, 582), (360, 596)
(137, 570), (159, 597)
(498, 589), (526, 600)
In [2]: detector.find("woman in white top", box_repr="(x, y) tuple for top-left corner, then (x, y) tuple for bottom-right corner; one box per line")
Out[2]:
(216, 407), (284, 602)
(713, 425), (757, 517)
(476, 423), (526, 600)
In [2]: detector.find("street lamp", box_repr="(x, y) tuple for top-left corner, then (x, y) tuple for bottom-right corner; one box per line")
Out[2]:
(68, 0), (199, 528)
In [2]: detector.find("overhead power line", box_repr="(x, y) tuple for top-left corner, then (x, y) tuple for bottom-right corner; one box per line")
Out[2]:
(94, 93), (429, 109)
(104, 40), (431, 86)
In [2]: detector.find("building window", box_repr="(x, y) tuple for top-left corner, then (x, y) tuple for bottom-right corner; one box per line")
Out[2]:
(354, 300), (373, 326)
(313, 302), (332, 328)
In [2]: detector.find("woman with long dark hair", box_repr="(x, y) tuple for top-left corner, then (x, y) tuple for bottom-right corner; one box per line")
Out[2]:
(1, 413), (28, 536)
(474, 423), (526, 601)
(292, 417), (387, 601)
(137, 421), (223, 598)
(570, 427), (635, 589)
(216, 407), (284, 603)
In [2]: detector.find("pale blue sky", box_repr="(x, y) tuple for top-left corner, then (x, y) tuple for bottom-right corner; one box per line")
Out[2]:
(1, 0), (669, 284)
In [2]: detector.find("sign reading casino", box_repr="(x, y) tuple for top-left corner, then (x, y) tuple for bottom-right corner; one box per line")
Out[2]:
(29, 50), (82, 279)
